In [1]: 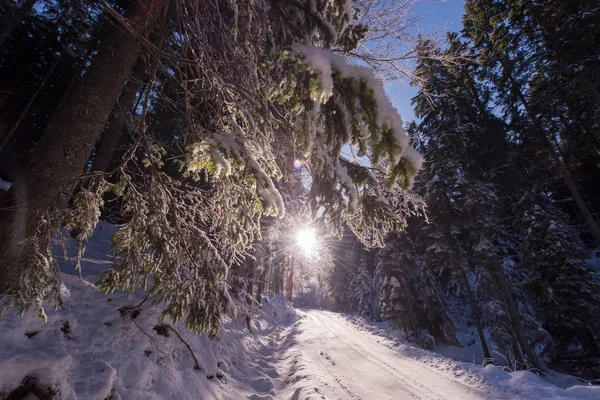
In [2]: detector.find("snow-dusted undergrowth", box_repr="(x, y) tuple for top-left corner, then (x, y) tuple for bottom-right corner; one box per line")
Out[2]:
(0, 222), (302, 400)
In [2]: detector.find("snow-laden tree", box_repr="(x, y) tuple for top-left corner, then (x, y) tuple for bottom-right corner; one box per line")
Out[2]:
(410, 35), (545, 367)
(516, 192), (600, 377)
(0, 0), (424, 334)
(377, 229), (456, 348)
(350, 252), (379, 320)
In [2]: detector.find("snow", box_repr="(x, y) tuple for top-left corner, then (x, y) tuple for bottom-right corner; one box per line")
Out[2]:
(335, 159), (359, 210)
(0, 272), (299, 399)
(0, 223), (298, 399)
(1, 223), (599, 399)
(293, 43), (408, 145)
(587, 248), (600, 274)
(338, 314), (600, 399)
(292, 43), (423, 186)
(0, 177), (11, 191)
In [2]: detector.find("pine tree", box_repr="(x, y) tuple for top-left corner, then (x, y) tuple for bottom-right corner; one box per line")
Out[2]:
(411, 36), (544, 366)
(463, 0), (600, 244)
(0, 0), (424, 333)
(516, 192), (600, 378)
(350, 252), (378, 320)
(377, 229), (457, 348)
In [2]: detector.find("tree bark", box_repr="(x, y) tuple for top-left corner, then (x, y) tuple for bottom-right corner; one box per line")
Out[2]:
(505, 64), (600, 245)
(256, 269), (265, 305)
(90, 57), (147, 172)
(460, 271), (492, 363)
(0, 0), (166, 294)
(286, 259), (294, 301)
(490, 260), (539, 368)
(0, 0), (38, 49)
(54, 48), (93, 116)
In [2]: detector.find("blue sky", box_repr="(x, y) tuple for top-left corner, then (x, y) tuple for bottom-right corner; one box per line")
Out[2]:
(386, 0), (465, 124)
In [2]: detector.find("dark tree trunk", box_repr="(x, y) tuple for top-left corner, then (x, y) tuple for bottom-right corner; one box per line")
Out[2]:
(484, 263), (523, 363)
(489, 261), (539, 368)
(461, 271), (492, 363)
(0, 0), (166, 294)
(277, 265), (284, 294)
(90, 57), (147, 172)
(286, 259), (294, 301)
(0, 0), (38, 49)
(256, 269), (265, 305)
(54, 48), (94, 117)
(246, 258), (255, 306)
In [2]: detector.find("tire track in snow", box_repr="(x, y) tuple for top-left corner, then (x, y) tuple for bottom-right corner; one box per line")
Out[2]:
(294, 310), (487, 400)
(320, 313), (485, 399)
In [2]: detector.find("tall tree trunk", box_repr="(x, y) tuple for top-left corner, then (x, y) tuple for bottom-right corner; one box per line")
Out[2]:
(277, 265), (284, 294)
(0, 0), (166, 295)
(505, 64), (600, 245)
(0, 56), (61, 153)
(489, 261), (539, 368)
(246, 259), (255, 306)
(0, 0), (38, 49)
(286, 259), (294, 301)
(54, 48), (94, 115)
(90, 57), (147, 172)
(256, 269), (265, 306)
(460, 271), (492, 363)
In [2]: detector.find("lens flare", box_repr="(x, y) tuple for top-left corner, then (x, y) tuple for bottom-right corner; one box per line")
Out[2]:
(293, 159), (303, 170)
(296, 227), (317, 257)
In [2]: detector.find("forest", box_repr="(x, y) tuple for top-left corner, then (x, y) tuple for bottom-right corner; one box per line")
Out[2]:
(0, 0), (599, 390)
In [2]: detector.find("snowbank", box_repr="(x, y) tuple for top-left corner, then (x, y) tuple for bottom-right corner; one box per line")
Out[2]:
(0, 224), (298, 399)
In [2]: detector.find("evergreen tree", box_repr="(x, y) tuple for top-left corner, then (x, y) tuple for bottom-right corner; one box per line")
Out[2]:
(350, 252), (378, 320)
(377, 229), (457, 348)
(0, 0), (424, 334)
(516, 192), (600, 378)
(462, 0), (600, 244)
(411, 36), (544, 367)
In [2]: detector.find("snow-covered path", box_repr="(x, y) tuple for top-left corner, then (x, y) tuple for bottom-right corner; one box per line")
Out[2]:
(292, 310), (488, 400)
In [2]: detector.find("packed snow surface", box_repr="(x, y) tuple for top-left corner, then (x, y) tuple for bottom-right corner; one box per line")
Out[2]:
(309, 313), (600, 399)
(1, 222), (599, 399)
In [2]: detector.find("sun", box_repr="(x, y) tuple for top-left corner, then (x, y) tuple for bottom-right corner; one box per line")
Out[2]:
(296, 227), (318, 257)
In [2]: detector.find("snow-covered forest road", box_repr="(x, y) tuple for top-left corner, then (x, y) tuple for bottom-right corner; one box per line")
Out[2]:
(289, 310), (487, 400)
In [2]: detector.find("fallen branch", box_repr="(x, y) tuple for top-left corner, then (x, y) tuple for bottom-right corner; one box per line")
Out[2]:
(156, 323), (202, 371)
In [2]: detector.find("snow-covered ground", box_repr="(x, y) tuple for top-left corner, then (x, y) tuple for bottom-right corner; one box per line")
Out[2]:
(1, 223), (600, 399)
(333, 314), (600, 399)
(0, 223), (300, 399)
(0, 177), (11, 191)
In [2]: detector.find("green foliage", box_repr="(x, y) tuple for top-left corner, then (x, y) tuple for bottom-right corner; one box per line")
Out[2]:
(63, 0), (425, 335)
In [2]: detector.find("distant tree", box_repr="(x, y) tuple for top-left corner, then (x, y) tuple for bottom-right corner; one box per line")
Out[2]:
(377, 229), (457, 348)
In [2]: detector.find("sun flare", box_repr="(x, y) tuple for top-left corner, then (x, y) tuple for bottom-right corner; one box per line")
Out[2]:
(296, 227), (317, 257)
